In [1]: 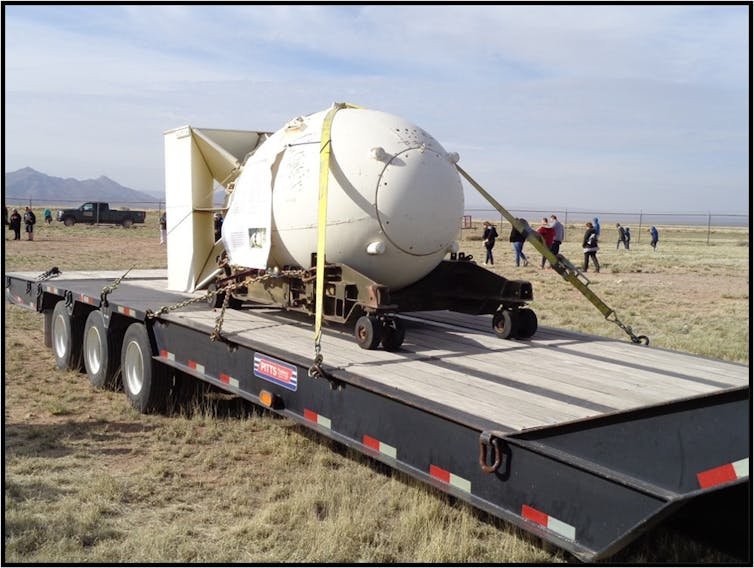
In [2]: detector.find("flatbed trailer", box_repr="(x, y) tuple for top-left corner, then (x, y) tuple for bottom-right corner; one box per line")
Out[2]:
(5, 269), (751, 561)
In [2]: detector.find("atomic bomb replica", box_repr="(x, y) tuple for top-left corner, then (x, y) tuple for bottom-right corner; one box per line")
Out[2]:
(164, 104), (535, 350)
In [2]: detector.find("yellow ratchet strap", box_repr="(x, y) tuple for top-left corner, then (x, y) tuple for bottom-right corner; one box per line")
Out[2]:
(312, 102), (362, 370)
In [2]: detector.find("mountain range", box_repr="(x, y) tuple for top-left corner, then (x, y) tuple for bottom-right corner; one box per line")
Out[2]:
(4, 167), (164, 208)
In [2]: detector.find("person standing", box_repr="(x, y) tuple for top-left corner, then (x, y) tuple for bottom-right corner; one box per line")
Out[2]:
(214, 212), (224, 242)
(23, 207), (36, 241)
(649, 226), (659, 250)
(549, 214), (564, 256)
(616, 223), (626, 249)
(583, 221), (600, 272)
(9, 208), (22, 240)
(536, 217), (555, 268)
(159, 212), (167, 245)
(593, 217), (601, 238)
(624, 227), (631, 250)
(509, 220), (529, 267)
(482, 221), (499, 265)
(44, 208), (53, 224)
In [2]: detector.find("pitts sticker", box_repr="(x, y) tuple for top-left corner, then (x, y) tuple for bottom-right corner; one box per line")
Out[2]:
(253, 354), (298, 391)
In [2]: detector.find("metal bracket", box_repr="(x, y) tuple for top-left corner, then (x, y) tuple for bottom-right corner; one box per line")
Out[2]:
(479, 431), (506, 474)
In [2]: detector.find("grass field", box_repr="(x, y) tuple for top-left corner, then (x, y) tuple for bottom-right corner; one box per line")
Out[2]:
(3, 210), (750, 563)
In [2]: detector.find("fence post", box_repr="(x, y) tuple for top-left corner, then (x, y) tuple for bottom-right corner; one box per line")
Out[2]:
(637, 210), (643, 244)
(707, 213), (711, 245)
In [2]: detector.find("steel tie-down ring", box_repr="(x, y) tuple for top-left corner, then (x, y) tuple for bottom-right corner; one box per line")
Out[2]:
(479, 433), (502, 474)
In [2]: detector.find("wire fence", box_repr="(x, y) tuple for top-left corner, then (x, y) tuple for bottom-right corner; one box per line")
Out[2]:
(3, 196), (748, 245)
(464, 208), (749, 245)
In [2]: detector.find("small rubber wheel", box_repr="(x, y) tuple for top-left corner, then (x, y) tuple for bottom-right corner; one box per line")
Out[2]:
(381, 318), (406, 352)
(492, 310), (518, 340)
(207, 282), (225, 309)
(207, 282), (243, 309)
(51, 300), (84, 371)
(354, 315), (383, 350)
(121, 322), (168, 413)
(514, 308), (538, 339)
(83, 310), (121, 389)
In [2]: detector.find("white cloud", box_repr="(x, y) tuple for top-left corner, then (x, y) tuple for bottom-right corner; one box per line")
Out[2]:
(3, 4), (749, 213)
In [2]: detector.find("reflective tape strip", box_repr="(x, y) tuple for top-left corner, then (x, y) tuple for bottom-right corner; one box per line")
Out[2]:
(159, 350), (175, 361)
(363, 435), (397, 459)
(46, 286), (59, 294)
(188, 360), (205, 374)
(521, 505), (576, 541)
(697, 458), (749, 489)
(79, 293), (96, 304)
(429, 464), (471, 493)
(304, 409), (332, 429)
(219, 373), (240, 388)
(117, 305), (136, 317)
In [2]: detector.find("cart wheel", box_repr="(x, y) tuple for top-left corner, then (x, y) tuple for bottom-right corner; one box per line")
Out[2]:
(51, 300), (84, 371)
(381, 318), (406, 352)
(492, 310), (518, 340)
(515, 308), (538, 339)
(354, 315), (383, 350)
(121, 322), (168, 413)
(83, 310), (121, 389)
(207, 282), (243, 310)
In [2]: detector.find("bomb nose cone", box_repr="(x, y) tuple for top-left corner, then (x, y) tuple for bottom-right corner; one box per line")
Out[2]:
(376, 146), (463, 256)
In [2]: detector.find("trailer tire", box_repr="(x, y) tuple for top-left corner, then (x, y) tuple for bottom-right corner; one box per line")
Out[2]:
(121, 218), (134, 228)
(515, 308), (538, 339)
(51, 300), (84, 371)
(381, 318), (405, 351)
(83, 310), (120, 389)
(492, 309), (517, 340)
(355, 315), (383, 350)
(121, 322), (168, 413)
(63, 217), (75, 227)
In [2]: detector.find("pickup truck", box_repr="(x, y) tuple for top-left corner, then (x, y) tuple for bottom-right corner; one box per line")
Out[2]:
(56, 202), (147, 227)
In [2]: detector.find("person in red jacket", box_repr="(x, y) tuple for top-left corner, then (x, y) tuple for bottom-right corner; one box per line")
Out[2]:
(535, 217), (555, 268)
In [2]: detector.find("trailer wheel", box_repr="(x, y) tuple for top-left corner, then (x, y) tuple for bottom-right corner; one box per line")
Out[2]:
(121, 322), (168, 413)
(492, 310), (517, 340)
(355, 315), (383, 350)
(121, 218), (134, 228)
(51, 300), (84, 371)
(381, 318), (405, 351)
(515, 308), (538, 339)
(83, 310), (120, 389)
(63, 217), (75, 227)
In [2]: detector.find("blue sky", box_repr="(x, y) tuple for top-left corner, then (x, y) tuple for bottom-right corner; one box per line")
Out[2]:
(3, 4), (749, 213)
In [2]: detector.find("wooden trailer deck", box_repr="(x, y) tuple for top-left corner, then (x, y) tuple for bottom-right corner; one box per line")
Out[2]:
(16, 269), (749, 433)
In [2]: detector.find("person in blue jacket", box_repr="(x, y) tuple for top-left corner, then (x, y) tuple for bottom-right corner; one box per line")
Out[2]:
(593, 217), (601, 238)
(649, 226), (659, 250)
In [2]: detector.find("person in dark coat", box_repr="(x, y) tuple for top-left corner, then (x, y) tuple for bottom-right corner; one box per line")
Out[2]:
(9, 208), (22, 240)
(649, 226), (659, 250)
(214, 213), (224, 242)
(24, 207), (36, 241)
(482, 221), (499, 265)
(583, 221), (600, 272)
(624, 227), (631, 250)
(509, 220), (529, 267)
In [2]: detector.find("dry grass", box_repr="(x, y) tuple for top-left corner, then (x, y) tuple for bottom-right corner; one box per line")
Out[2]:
(3, 209), (750, 563)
